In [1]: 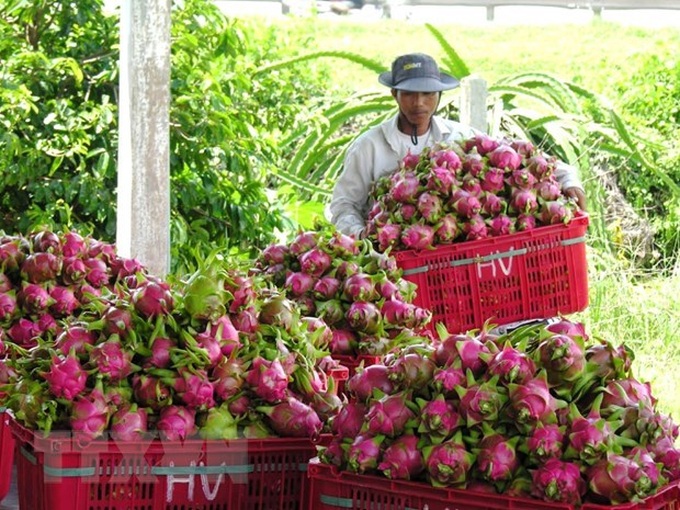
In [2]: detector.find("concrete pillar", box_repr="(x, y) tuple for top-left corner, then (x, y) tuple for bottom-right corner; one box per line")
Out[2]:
(117, 0), (172, 277)
(459, 75), (488, 134)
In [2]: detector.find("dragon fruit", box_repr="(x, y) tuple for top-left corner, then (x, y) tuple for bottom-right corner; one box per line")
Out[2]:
(417, 394), (462, 442)
(132, 280), (174, 318)
(0, 292), (18, 324)
(20, 252), (61, 283)
(347, 364), (395, 402)
(390, 171), (420, 203)
(378, 434), (424, 480)
(488, 144), (522, 171)
(522, 423), (567, 466)
(480, 166), (506, 193)
(364, 390), (417, 437)
(18, 283), (53, 314)
(485, 344), (536, 385)
(331, 401), (367, 439)
(110, 404), (148, 441)
(387, 351), (436, 390)
(434, 214), (460, 243)
(375, 223), (403, 252)
(487, 214), (515, 237)
(455, 373), (508, 428)
(245, 356), (289, 403)
(90, 338), (135, 382)
(257, 396), (322, 438)
(585, 339), (633, 381)
(509, 189), (539, 214)
(540, 200), (574, 225)
(432, 364), (467, 395)
(42, 354), (88, 400)
(451, 189), (482, 218)
(426, 165), (456, 195)
(347, 434), (385, 474)
(342, 273), (377, 302)
(423, 432), (476, 487)
(508, 372), (564, 429)
(70, 385), (111, 441)
(564, 398), (615, 465)
(587, 452), (661, 504)
(49, 286), (80, 317)
(157, 405), (197, 441)
(345, 301), (382, 334)
(400, 223), (435, 250)
(530, 458), (586, 505)
(417, 192), (443, 222)
(299, 247), (332, 278)
(474, 429), (521, 484)
(260, 243), (289, 266)
(284, 271), (315, 297)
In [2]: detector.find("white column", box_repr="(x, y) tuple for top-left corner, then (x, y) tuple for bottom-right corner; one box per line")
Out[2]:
(459, 75), (488, 134)
(117, 0), (172, 277)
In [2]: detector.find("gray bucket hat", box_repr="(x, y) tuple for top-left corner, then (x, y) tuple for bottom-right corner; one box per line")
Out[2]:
(378, 53), (459, 92)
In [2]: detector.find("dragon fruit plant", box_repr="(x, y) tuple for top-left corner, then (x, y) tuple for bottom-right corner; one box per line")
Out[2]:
(365, 134), (580, 252)
(253, 225), (433, 358)
(0, 229), (346, 441)
(317, 318), (679, 505)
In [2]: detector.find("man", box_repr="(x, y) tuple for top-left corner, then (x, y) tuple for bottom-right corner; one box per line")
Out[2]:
(328, 52), (586, 238)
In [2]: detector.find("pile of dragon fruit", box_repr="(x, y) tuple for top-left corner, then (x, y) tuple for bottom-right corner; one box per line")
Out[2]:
(319, 320), (680, 506)
(253, 227), (432, 357)
(0, 229), (344, 440)
(365, 134), (580, 252)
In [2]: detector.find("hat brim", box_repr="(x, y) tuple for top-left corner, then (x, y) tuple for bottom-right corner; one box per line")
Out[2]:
(378, 71), (459, 92)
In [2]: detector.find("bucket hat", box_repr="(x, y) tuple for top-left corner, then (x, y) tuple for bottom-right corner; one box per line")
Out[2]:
(378, 53), (459, 92)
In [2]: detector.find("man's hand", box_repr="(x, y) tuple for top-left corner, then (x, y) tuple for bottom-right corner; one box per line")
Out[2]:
(564, 187), (587, 211)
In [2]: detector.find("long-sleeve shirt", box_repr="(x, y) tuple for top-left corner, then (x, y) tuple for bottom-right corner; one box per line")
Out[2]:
(327, 113), (584, 237)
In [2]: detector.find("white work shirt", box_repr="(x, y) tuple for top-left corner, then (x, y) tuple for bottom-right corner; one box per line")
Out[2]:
(327, 113), (583, 237)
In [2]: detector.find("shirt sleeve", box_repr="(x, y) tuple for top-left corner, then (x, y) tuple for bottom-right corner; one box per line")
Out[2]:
(554, 159), (584, 191)
(327, 140), (376, 237)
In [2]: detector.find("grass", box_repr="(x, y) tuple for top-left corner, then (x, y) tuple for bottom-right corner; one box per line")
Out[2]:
(241, 11), (680, 417)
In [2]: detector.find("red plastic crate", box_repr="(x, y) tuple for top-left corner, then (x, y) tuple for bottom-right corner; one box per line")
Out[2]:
(0, 409), (15, 502)
(11, 419), (319, 510)
(394, 212), (589, 334)
(307, 460), (680, 510)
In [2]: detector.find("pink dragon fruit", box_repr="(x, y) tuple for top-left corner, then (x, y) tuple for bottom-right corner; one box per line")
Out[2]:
(600, 377), (657, 411)
(388, 351), (436, 390)
(488, 144), (522, 171)
(260, 243), (289, 266)
(42, 354), (88, 400)
(347, 364), (395, 402)
(110, 404), (148, 441)
(426, 165), (456, 195)
(332, 401), (367, 439)
(417, 394), (462, 441)
(132, 374), (172, 411)
(327, 230), (360, 258)
(400, 223), (435, 251)
(70, 385), (111, 441)
(461, 174), (482, 196)
(585, 339), (633, 382)
(284, 271), (315, 297)
(474, 429), (521, 484)
(259, 294), (296, 331)
(172, 368), (216, 410)
(463, 133), (500, 156)
(312, 275), (341, 301)
(342, 273), (377, 303)
(485, 344), (536, 385)
(423, 431), (476, 487)
(347, 434), (385, 474)
(530, 458), (586, 505)
(516, 213), (537, 231)
(432, 364), (467, 395)
(432, 147), (462, 170)
(132, 280), (174, 318)
(564, 399), (615, 465)
(522, 423), (567, 465)
(455, 336), (490, 377)
(510, 138), (535, 157)
(54, 324), (96, 355)
(245, 356), (289, 403)
(61, 256), (87, 285)
(487, 214), (515, 237)
(299, 247), (332, 278)
(49, 286), (80, 317)
(345, 301), (382, 334)
(6, 317), (40, 347)
(540, 200), (574, 225)
(461, 151), (485, 176)
(401, 150), (420, 169)
(587, 452), (660, 504)
(480, 166), (506, 193)
(83, 257), (111, 287)
(375, 223), (403, 252)
(157, 405), (197, 441)
(417, 192), (443, 222)
(455, 373), (507, 428)
(536, 178), (562, 201)
(61, 231), (88, 257)
(510, 189), (539, 214)
(364, 390), (417, 437)
(435, 214), (460, 244)
(18, 283), (54, 314)
(20, 252), (61, 283)
(508, 372), (564, 429)
(462, 214), (489, 241)
(288, 231), (318, 256)
(378, 434), (424, 480)
(257, 396), (322, 438)
(0, 291), (18, 324)
(451, 189), (482, 218)
(91, 338), (135, 382)
(390, 171), (420, 203)
(508, 167), (538, 190)
(535, 332), (587, 387)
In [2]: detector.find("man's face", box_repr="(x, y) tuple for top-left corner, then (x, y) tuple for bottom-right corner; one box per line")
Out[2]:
(393, 89), (439, 130)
